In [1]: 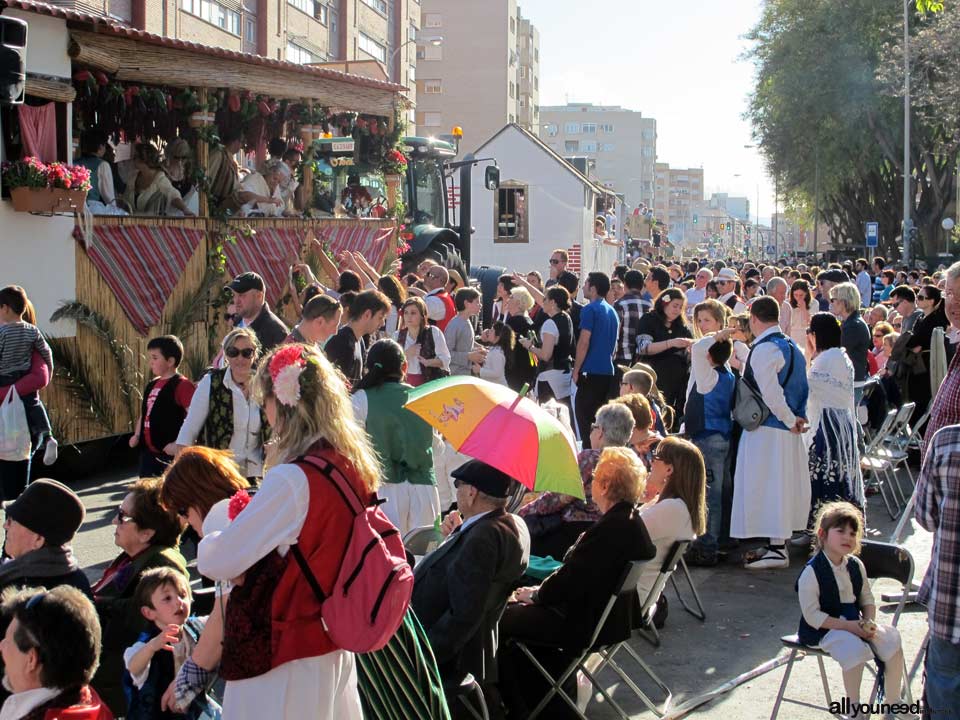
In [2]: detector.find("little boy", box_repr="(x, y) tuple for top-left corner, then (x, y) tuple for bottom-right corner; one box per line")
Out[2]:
(124, 567), (217, 720)
(0, 285), (57, 467)
(130, 335), (195, 478)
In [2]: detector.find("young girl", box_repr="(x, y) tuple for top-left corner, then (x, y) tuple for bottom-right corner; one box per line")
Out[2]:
(474, 321), (513, 387)
(797, 502), (906, 710)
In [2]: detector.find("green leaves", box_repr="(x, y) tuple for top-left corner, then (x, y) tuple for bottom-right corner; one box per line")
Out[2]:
(916, 0), (945, 14)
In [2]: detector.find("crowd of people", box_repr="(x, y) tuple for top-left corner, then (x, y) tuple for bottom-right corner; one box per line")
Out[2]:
(0, 247), (959, 719)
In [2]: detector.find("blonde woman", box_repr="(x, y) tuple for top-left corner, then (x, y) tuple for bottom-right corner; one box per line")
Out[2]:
(506, 286), (537, 391)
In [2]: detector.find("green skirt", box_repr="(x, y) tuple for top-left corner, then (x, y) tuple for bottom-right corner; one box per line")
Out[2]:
(357, 609), (452, 720)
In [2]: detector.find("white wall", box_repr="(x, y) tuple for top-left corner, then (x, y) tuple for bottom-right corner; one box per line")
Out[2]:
(1, 12), (76, 336)
(470, 128), (597, 280)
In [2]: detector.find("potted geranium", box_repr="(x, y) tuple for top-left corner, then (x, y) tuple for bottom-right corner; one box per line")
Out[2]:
(1, 157), (91, 212)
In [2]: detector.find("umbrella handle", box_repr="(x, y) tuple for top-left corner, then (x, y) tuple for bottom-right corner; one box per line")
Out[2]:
(510, 383), (530, 410)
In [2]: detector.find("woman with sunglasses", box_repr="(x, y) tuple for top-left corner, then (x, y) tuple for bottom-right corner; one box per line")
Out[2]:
(174, 328), (264, 481)
(905, 284), (948, 426)
(90, 478), (186, 715)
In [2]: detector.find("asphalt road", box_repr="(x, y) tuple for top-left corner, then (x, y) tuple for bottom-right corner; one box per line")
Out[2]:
(66, 458), (933, 719)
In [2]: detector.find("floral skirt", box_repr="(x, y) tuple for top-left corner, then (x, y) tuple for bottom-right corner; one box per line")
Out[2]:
(807, 421), (864, 529)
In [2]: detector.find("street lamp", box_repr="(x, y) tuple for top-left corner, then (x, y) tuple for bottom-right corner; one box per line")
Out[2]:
(390, 35), (442, 79)
(902, 0), (912, 265)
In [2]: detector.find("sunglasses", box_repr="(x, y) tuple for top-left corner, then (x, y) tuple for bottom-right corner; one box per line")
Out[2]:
(918, 295), (930, 301)
(549, 258), (561, 265)
(176, 507), (189, 519)
(115, 506), (136, 524)
(225, 347), (256, 359)
(650, 451), (667, 463)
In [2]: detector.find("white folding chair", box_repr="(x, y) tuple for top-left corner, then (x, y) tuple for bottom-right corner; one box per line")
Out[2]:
(860, 409), (903, 518)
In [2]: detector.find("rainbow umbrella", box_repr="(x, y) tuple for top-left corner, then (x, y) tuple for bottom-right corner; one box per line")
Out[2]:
(404, 376), (583, 499)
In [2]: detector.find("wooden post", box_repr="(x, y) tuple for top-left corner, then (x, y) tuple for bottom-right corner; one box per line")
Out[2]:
(301, 98), (314, 211)
(196, 88), (209, 218)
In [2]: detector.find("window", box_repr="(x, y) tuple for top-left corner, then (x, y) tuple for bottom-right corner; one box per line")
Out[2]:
(582, 141), (597, 152)
(180, 0), (240, 35)
(424, 12), (441, 27)
(423, 79), (442, 94)
(534, 48), (539, 61)
(600, 123), (614, 133)
(244, 16), (256, 42)
(643, 147), (655, 157)
(509, 81), (515, 99)
(286, 41), (317, 64)
(581, 123), (597, 134)
(534, 76), (538, 90)
(601, 143), (616, 152)
(642, 128), (655, 140)
(544, 123), (558, 137)
(564, 140), (579, 152)
(495, 185), (528, 243)
(564, 122), (579, 134)
(418, 43), (442, 60)
(408, 64), (415, 82)
(358, 32), (386, 62)
(317, 3), (327, 23)
(423, 111), (442, 127)
(510, 16), (515, 33)
(360, 0), (387, 14)
(519, 96), (526, 108)
(519, 66), (526, 79)
(509, 114), (515, 123)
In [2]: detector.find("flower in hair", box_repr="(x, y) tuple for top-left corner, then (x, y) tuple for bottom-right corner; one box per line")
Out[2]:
(227, 489), (252, 520)
(269, 345), (307, 406)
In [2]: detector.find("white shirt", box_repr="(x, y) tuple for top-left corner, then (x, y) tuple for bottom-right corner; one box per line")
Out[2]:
(747, 325), (799, 428)
(239, 172), (283, 216)
(478, 346), (508, 386)
(685, 287), (706, 317)
(424, 289), (448, 322)
(536, 318), (572, 400)
(393, 326), (451, 375)
(176, 368), (264, 477)
(856, 270), (873, 307)
(798, 554), (875, 629)
(638, 498), (694, 601)
(720, 291), (747, 315)
(97, 161), (116, 204)
(684, 335), (722, 400)
(0, 687), (61, 720)
(199, 462), (311, 580)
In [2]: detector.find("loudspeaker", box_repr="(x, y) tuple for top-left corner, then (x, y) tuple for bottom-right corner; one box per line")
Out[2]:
(0, 16), (27, 106)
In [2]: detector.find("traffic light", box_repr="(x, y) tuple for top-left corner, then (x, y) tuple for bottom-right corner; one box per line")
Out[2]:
(693, 214), (698, 225)
(908, 225), (918, 244)
(720, 223), (726, 231)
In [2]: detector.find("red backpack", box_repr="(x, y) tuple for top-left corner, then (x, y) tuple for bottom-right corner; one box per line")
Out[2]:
(292, 454), (413, 653)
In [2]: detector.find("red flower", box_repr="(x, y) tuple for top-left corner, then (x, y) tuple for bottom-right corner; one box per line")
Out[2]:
(269, 345), (307, 384)
(73, 70), (91, 82)
(95, 71), (109, 86)
(227, 490), (252, 520)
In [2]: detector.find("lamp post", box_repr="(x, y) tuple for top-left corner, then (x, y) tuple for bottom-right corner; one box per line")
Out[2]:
(390, 36), (442, 81)
(902, 0), (912, 265)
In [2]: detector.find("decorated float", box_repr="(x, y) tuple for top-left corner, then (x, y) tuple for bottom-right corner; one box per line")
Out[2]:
(0, 0), (416, 452)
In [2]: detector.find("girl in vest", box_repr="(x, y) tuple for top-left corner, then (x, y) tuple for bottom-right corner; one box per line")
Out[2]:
(394, 297), (450, 387)
(797, 502), (906, 712)
(175, 328), (264, 480)
(350, 339), (440, 537)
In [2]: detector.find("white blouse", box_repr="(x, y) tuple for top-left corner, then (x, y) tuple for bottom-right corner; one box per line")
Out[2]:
(176, 368), (264, 477)
(393, 326), (451, 375)
(798, 554), (875, 630)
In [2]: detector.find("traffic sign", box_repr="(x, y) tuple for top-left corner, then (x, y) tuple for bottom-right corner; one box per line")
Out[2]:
(766, 245), (776, 255)
(866, 221), (879, 248)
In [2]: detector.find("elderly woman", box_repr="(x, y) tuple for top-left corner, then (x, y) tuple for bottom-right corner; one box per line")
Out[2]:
(498, 447), (657, 718)
(90, 478), (186, 715)
(239, 159), (287, 217)
(871, 321), (895, 373)
(803, 312), (864, 532)
(0, 587), (111, 719)
(505, 287), (538, 392)
(518, 402), (634, 559)
(829, 283), (871, 393)
(636, 288), (695, 428)
(121, 142), (193, 216)
(611, 392), (658, 468)
(175, 328), (264, 480)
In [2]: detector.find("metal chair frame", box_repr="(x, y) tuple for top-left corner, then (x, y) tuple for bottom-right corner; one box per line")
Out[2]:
(669, 555), (707, 622)
(403, 524), (444, 557)
(860, 408), (904, 518)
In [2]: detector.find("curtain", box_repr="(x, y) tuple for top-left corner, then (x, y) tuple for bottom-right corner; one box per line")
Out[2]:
(17, 103), (58, 162)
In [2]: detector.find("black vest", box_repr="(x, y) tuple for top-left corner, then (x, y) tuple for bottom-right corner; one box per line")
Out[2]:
(796, 550), (863, 645)
(140, 375), (187, 451)
(539, 311), (574, 373)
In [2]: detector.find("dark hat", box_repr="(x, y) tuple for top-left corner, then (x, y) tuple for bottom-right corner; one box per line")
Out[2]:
(226, 272), (265, 293)
(4, 479), (85, 546)
(451, 460), (516, 499)
(820, 269), (848, 284)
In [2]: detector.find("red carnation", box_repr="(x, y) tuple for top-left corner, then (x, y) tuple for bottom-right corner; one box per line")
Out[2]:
(227, 490), (252, 520)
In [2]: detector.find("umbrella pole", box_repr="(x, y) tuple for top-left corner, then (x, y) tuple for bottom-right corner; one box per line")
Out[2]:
(510, 383), (531, 410)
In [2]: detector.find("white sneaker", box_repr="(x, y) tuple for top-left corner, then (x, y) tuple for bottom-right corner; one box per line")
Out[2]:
(43, 437), (58, 466)
(575, 670), (591, 713)
(744, 546), (789, 570)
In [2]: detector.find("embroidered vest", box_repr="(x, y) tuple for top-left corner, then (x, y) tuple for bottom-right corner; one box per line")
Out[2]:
(398, 327), (448, 382)
(744, 333), (808, 431)
(796, 550), (863, 646)
(685, 366), (735, 440)
(201, 369), (234, 450)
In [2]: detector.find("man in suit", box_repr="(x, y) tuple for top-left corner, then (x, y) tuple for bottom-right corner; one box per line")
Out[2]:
(411, 460), (530, 688)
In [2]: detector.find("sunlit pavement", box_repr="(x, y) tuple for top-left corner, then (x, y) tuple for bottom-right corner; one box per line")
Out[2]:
(68, 461), (931, 719)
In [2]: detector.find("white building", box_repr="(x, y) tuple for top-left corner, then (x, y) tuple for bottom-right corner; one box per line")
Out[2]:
(469, 123), (620, 281)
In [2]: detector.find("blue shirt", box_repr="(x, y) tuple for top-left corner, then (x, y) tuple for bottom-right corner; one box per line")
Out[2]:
(579, 299), (620, 375)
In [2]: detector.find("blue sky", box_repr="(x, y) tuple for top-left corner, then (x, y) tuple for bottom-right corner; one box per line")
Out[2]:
(520, 0), (776, 223)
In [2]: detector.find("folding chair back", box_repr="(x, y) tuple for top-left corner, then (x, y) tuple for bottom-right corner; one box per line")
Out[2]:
(639, 540), (689, 618)
(864, 409), (898, 454)
(887, 402), (917, 451)
(858, 539), (914, 625)
(584, 560), (648, 652)
(403, 525), (443, 557)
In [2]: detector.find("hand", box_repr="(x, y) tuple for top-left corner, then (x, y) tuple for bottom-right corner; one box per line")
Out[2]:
(672, 337), (695, 349)
(151, 624), (181, 653)
(519, 337), (532, 349)
(790, 417), (809, 434)
(163, 442), (180, 457)
(418, 356), (439, 368)
(468, 349), (487, 363)
(511, 586), (539, 605)
(129, 433), (140, 448)
(405, 343), (422, 361)
(271, 197), (284, 207)
(572, 368), (580, 385)
(471, 362), (482, 374)
(440, 511), (462, 537)
(160, 681), (179, 712)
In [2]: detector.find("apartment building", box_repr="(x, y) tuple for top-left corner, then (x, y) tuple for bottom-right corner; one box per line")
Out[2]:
(416, 0), (540, 153)
(653, 163), (704, 248)
(539, 103), (656, 210)
(57, 0), (418, 120)
(707, 192), (750, 223)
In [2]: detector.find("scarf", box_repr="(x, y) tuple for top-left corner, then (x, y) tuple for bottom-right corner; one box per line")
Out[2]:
(0, 545), (79, 588)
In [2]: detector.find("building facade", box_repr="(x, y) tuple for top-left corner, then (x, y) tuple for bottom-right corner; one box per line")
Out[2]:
(539, 103), (656, 210)
(55, 0), (418, 125)
(652, 163), (704, 249)
(416, 0), (540, 153)
(707, 192), (750, 223)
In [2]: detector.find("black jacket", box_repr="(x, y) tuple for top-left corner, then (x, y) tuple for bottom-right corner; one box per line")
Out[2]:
(249, 303), (289, 352)
(412, 508), (530, 684)
(537, 501), (656, 649)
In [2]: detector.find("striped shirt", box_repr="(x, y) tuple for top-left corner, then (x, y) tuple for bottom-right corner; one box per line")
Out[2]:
(0, 322), (53, 379)
(916, 423), (960, 643)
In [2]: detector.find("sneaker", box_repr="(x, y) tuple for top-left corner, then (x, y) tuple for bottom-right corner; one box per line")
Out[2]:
(744, 545), (789, 570)
(43, 437), (58, 466)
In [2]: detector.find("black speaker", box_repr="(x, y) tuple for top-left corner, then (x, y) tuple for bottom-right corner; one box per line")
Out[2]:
(0, 16), (27, 106)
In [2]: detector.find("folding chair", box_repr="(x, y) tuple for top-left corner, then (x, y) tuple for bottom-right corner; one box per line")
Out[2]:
(770, 540), (915, 719)
(512, 560), (673, 719)
(860, 408), (904, 518)
(403, 524), (443, 557)
(447, 674), (489, 720)
(669, 554), (707, 621)
(876, 402), (918, 501)
(637, 540), (693, 646)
